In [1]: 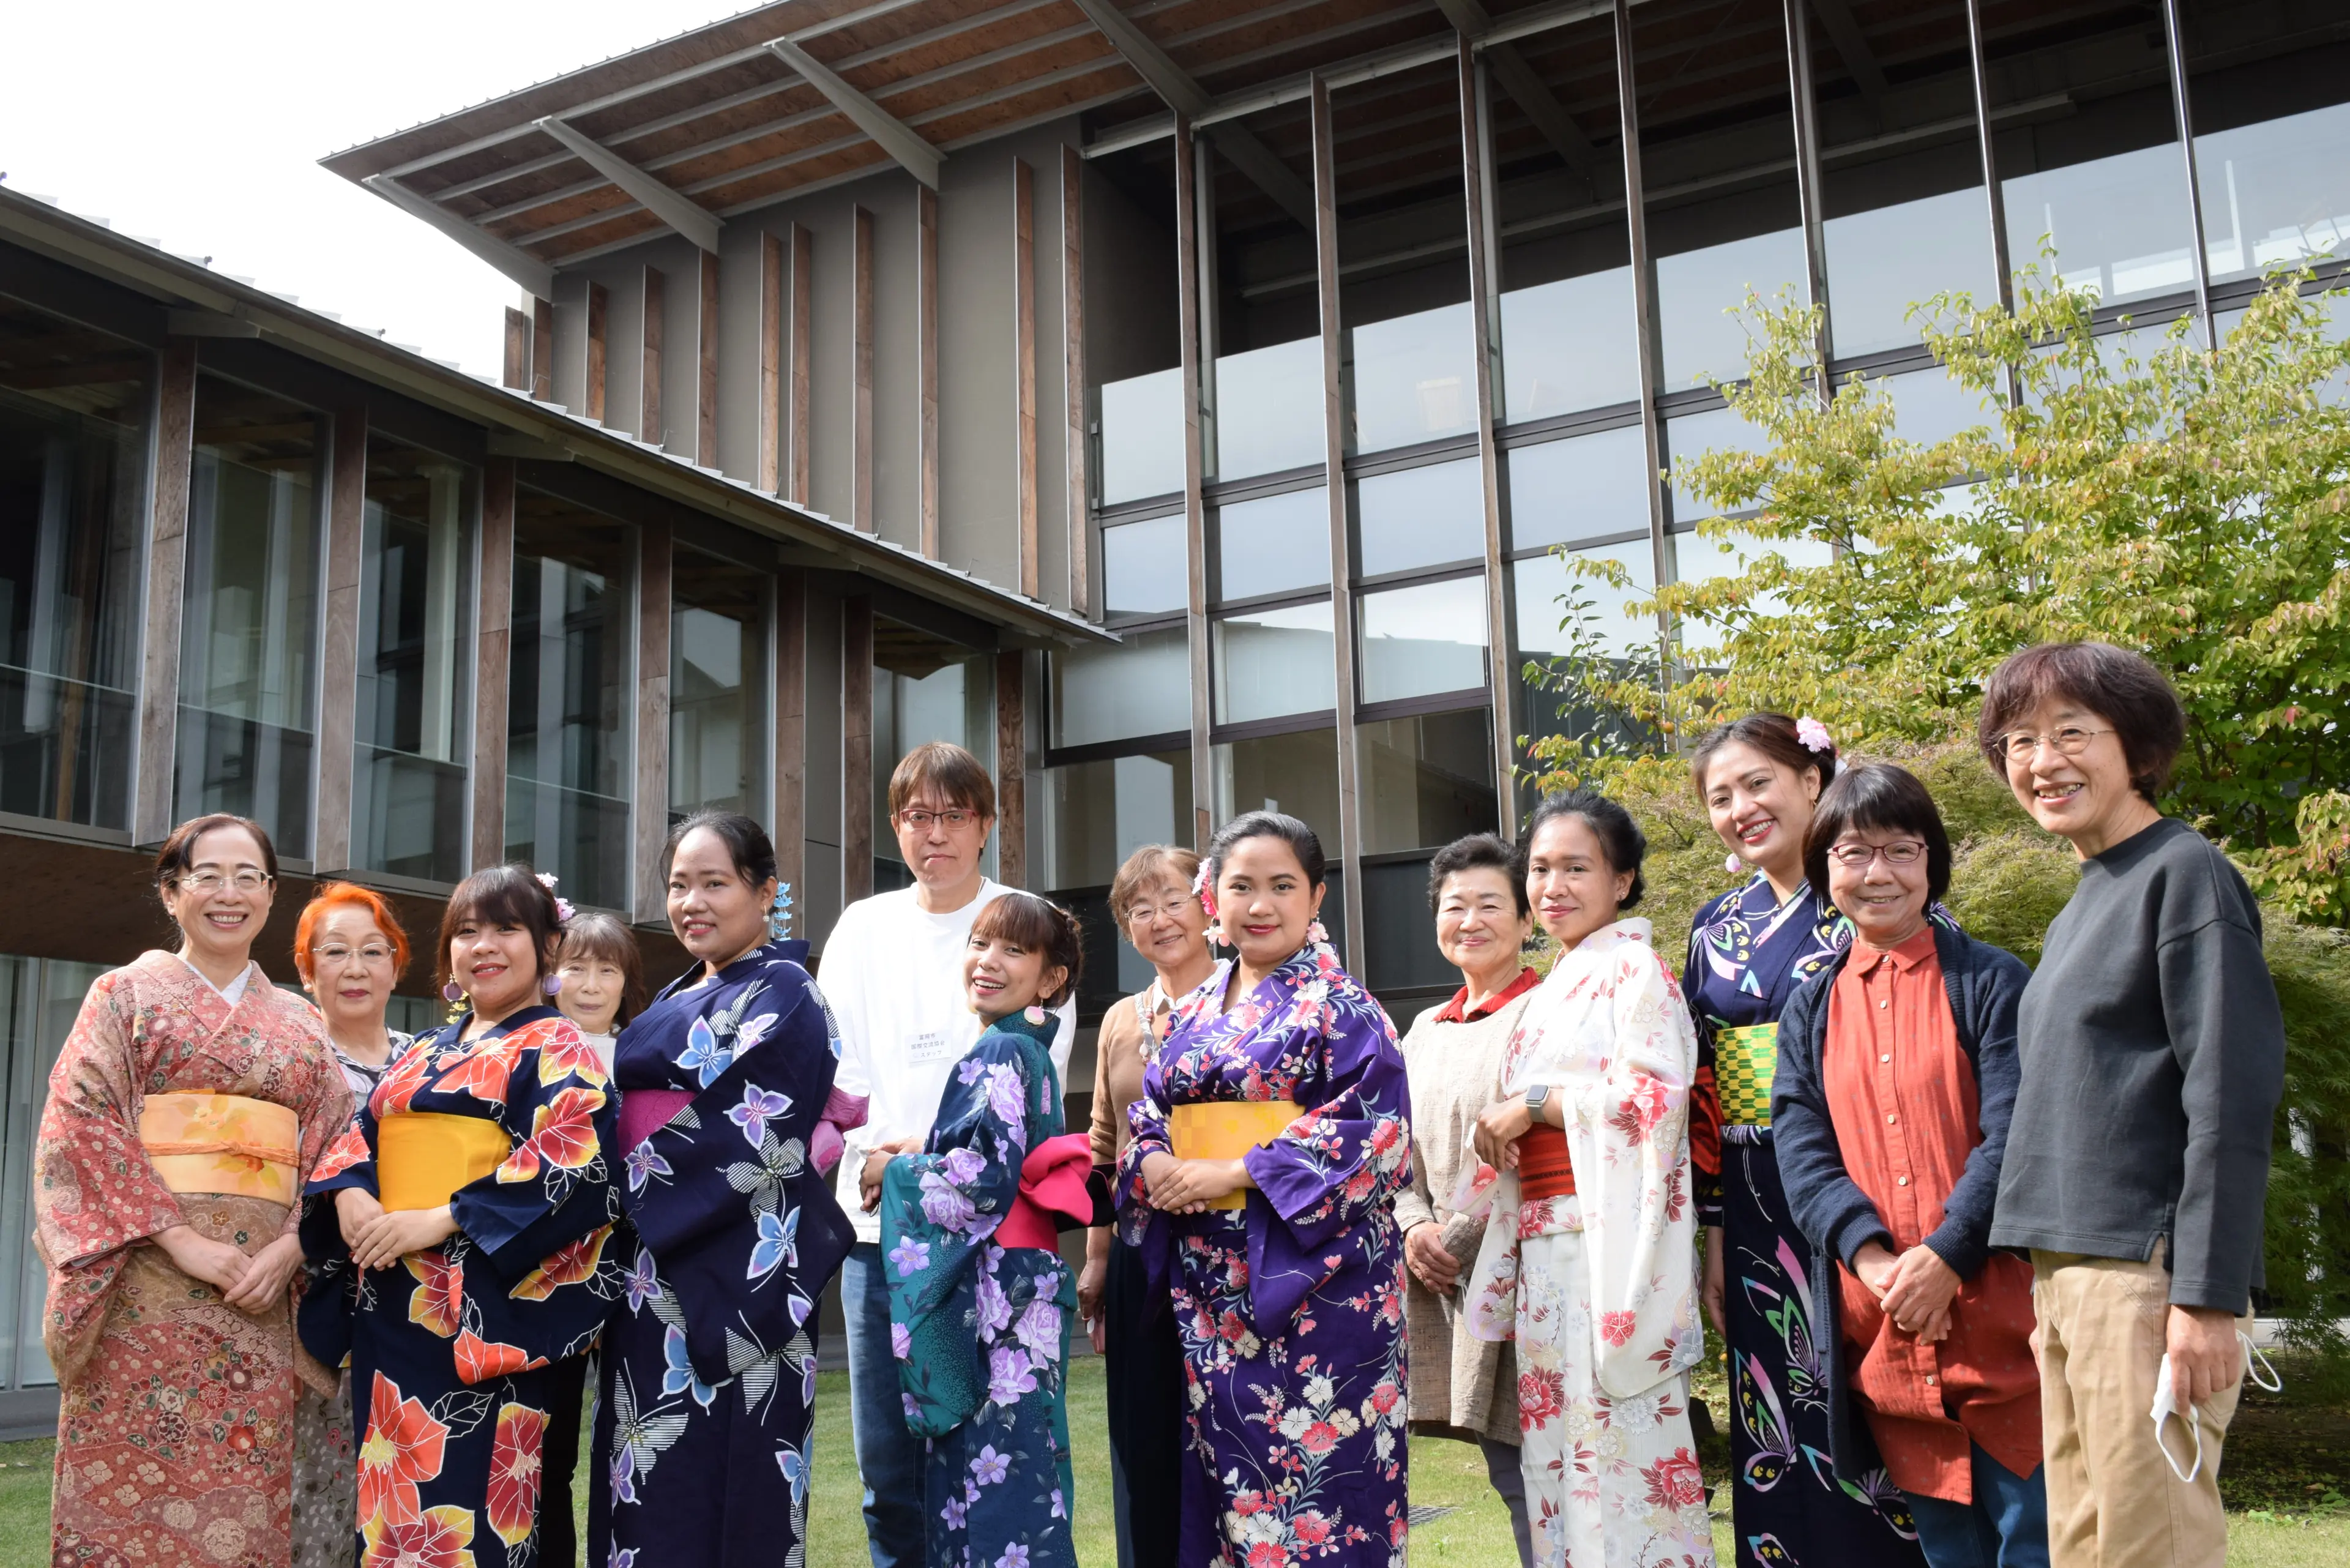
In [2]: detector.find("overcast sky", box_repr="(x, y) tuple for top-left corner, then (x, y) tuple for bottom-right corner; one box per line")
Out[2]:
(1, 2), (752, 379)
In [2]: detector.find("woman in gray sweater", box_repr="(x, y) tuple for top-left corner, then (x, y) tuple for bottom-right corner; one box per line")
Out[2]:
(1978, 641), (2285, 1568)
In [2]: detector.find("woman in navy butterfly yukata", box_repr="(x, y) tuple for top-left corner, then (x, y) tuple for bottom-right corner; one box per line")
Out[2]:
(302, 864), (622, 1568)
(1117, 812), (1414, 1568)
(865, 890), (1094, 1568)
(587, 812), (861, 1568)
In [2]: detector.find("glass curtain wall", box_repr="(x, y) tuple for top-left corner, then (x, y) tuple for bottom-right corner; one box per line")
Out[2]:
(0, 298), (144, 832)
(507, 492), (632, 911)
(871, 621), (993, 892)
(354, 440), (472, 883)
(177, 379), (323, 856)
(670, 548), (767, 824)
(2180, 0), (2350, 288)
(0, 954), (104, 1390)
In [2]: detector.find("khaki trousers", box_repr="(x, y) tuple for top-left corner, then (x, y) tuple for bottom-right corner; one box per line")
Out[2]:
(2030, 1247), (2251, 1568)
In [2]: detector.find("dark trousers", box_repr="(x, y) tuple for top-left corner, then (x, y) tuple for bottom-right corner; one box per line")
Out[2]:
(843, 1241), (927, 1568)
(1103, 1237), (1185, 1568)
(541, 1353), (589, 1567)
(1903, 1446), (2051, 1568)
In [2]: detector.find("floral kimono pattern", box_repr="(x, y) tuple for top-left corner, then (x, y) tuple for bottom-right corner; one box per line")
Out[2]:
(301, 1004), (621, 1568)
(1463, 919), (1713, 1568)
(882, 1007), (1077, 1568)
(1116, 942), (1414, 1568)
(1687, 874), (1930, 1567)
(586, 938), (858, 1568)
(35, 950), (350, 1568)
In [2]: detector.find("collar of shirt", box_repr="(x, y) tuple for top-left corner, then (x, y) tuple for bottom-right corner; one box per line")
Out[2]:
(1434, 965), (1540, 1023)
(1849, 925), (1939, 977)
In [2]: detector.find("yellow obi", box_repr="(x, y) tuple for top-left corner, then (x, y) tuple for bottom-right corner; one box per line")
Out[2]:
(378, 1113), (512, 1212)
(1717, 1023), (1779, 1127)
(1169, 1100), (1302, 1209)
(139, 1092), (300, 1206)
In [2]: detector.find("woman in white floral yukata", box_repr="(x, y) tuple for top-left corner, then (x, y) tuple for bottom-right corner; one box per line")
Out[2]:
(1466, 788), (1715, 1568)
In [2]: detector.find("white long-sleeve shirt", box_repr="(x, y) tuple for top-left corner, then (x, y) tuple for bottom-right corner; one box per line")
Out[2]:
(823, 878), (1074, 1244)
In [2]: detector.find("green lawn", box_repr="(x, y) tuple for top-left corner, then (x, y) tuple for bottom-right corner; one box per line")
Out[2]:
(1, 1356), (2343, 1565)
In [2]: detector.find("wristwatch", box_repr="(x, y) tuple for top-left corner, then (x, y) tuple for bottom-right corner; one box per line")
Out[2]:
(1523, 1082), (1551, 1122)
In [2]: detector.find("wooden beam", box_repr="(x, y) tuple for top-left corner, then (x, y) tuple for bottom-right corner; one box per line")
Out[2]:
(133, 338), (198, 848)
(919, 184), (941, 559)
(994, 649), (1027, 889)
(697, 250), (719, 469)
(772, 569), (808, 913)
(534, 116), (724, 253)
(633, 526), (673, 920)
(1460, 43), (1518, 839)
(640, 266), (665, 443)
(502, 307), (530, 391)
(842, 595), (875, 905)
(853, 206), (876, 532)
(471, 459), (517, 871)
(789, 224), (813, 506)
(1429, 0), (1595, 176)
(1013, 159), (1039, 600)
(1173, 117), (1212, 851)
(1810, 0), (1890, 127)
(1060, 143), (1091, 617)
(767, 39), (946, 189)
(531, 297), (554, 403)
(760, 230), (784, 493)
(1310, 75), (1365, 971)
(314, 405), (368, 872)
(586, 281), (609, 424)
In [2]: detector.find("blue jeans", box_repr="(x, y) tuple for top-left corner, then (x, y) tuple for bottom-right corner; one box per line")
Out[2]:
(1903, 1444), (2051, 1568)
(843, 1242), (926, 1568)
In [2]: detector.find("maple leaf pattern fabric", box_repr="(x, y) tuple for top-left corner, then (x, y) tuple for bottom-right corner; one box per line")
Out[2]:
(1114, 940), (1414, 1568)
(302, 1004), (620, 1567)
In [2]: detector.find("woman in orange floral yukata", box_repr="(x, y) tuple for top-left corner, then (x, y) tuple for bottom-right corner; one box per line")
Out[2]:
(37, 813), (351, 1567)
(301, 864), (621, 1568)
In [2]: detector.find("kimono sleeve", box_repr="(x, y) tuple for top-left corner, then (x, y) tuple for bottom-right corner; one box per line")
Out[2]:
(1240, 989), (1413, 1253)
(455, 1021), (619, 1282)
(1682, 920), (1725, 1228)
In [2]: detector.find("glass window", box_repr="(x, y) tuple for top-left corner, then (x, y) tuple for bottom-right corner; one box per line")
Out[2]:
(1052, 626), (1191, 749)
(0, 301), (144, 832)
(671, 548), (767, 824)
(1654, 229), (1807, 392)
(1824, 186), (1994, 359)
(177, 379), (323, 856)
(1212, 726), (1339, 850)
(1213, 338), (1324, 480)
(1357, 708), (1497, 854)
(1665, 406), (1771, 523)
(1347, 303), (1477, 454)
(1041, 747), (1193, 893)
(1099, 367), (1184, 505)
(2001, 147), (2195, 304)
(874, 624), (993, 883)
(2193, 101), (2350, 283)
(0, 954), (106, 1389)
(1214, 600), (1335, 725)
(354, 441), (474, 883)
(508, 493), (633, 911)
(1102, 513), (1187, 619)
(1357, 577), (1488, 706)
(1879, 365), (1991, 448)
(1513, 542), (1655, 662)
(1362, 854), (1460, 993)
(1501, 267), (1639, 421)
(1667, 527), (1837, 656)
(1355, 458), (1483, 578)
(1212, 486), (1328, 602)
(1505, 425), (1652, 551)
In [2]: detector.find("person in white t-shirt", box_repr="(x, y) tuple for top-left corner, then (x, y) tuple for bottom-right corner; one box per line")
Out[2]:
(824, 741), (1073, 1568)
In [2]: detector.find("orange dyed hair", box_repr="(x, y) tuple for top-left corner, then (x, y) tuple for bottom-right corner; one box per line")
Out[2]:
(294, 881), (412, 984)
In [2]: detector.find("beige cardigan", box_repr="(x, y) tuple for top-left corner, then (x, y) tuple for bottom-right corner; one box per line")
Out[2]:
(1395, 975), (1539, 1444)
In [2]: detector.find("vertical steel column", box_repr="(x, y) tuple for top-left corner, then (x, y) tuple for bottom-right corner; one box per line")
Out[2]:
(1962, 0), (2020, 405)
(1310, 75), (1366, 969)
(632, 526), (673, 922)
(2160, 0), (2217, 349)
(1174, 115), (1214, 850)
(133, 338), (198, 848)
(1612, 0), (1673, 670)
(313, 406), (368, 873)
(1782, 0), (1835, 387)
(772, 569), (807, 916)
(1195, 141), (1220, 483)
(1061, 145), (1094, 617)
(1460, 40), (1518, 838)
(469, 460), (516, 872)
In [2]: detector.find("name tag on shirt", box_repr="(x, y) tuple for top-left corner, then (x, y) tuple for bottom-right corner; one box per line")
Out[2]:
(905, 1029), (958, 1067)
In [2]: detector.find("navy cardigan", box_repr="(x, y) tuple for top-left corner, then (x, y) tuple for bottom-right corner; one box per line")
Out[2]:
(1769, 920), (2031, 1483)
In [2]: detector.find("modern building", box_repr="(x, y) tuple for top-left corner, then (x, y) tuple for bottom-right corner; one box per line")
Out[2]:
(2, 0), (2346, 1425)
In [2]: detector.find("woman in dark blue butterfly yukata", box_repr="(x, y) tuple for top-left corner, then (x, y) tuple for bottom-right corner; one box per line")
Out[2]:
(867, 889), (1094, 1568)
(586, 811), (862, 1568)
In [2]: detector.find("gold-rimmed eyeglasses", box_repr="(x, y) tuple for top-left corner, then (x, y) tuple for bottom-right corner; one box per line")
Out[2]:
(1124, 899), (1196, 927)
(1992, 726), (2114, 764)
(178, 870), (271, 894)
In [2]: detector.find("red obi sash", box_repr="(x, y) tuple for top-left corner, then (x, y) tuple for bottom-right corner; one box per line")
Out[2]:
(617, 1088), (695, 1157)
(993, 1133), (1096, 1250)
(1519, 1124), (1577, 1201)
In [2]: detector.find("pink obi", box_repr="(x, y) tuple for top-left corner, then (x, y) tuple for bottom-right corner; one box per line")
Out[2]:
(992, 1133), (1096, 1251)
(617, 1089), (695, 1157)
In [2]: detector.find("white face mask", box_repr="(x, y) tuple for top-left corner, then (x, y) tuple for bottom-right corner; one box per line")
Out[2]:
(2150, 1333), (2281, 1484)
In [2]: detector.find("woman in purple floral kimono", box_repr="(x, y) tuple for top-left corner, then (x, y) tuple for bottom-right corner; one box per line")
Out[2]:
(1117, 812), (1414, 1568)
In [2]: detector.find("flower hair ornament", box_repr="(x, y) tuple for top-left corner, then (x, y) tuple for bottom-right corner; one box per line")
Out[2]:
(1191, 859), (1225, 947)
(1796, 715), (1833, 754)
(535, 870), (577, 924)
(769, 881), (796, 941)
(1305, 917), (1332, 948)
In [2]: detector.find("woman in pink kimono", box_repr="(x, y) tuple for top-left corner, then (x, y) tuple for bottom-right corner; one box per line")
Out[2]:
(1466, 790), (1714, 1568)
(37, 813), (351, 1567)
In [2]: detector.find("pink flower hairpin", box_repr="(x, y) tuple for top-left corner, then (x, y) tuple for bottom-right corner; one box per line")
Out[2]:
(1191, 860), (1225, 946)
(536, 870), (577, 924)
(1796, 716), (1833, 753)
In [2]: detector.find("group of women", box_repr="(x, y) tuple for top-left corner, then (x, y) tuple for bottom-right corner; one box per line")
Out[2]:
(34, 636), (2280, 1568)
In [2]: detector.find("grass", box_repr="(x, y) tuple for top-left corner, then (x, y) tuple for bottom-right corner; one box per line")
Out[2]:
(0, 1353), (2343, 1565)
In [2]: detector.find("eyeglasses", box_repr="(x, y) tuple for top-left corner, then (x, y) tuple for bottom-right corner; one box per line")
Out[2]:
(1124, 899), (1197, 926)
(313, 944), (395, 968)
(1992, 726), (2113, 764)
(1825, 840), (1927, 868)
(178, 870), (270, 894)
(895, 807), (980, 831)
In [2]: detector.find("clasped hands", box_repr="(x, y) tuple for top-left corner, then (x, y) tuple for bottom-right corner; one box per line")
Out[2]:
(1851, 1239), (1960, 1343)
(153, 1223), (303, 1314)
(334, 1187), (460, 1272)
(1136, 1151), (1250, 1214)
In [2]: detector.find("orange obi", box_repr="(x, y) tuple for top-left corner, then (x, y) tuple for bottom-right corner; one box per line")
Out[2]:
(1518, 1124), (1576, 1201)
(378, 1113), (511, 1212)
(1171, 1100), (1302, 1209)
(139, 1092), (300, 1205)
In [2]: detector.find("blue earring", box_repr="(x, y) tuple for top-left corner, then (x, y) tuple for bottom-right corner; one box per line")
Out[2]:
(769, 882), (795, 941)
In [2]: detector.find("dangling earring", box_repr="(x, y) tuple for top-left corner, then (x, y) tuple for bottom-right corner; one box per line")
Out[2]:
(1725, 854), (1744, 873)
(543, 973), (564, 997)
(1305, 919), (1331, 947)
(769, 881), (795, 941)
(442, 981), (468, 1023)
